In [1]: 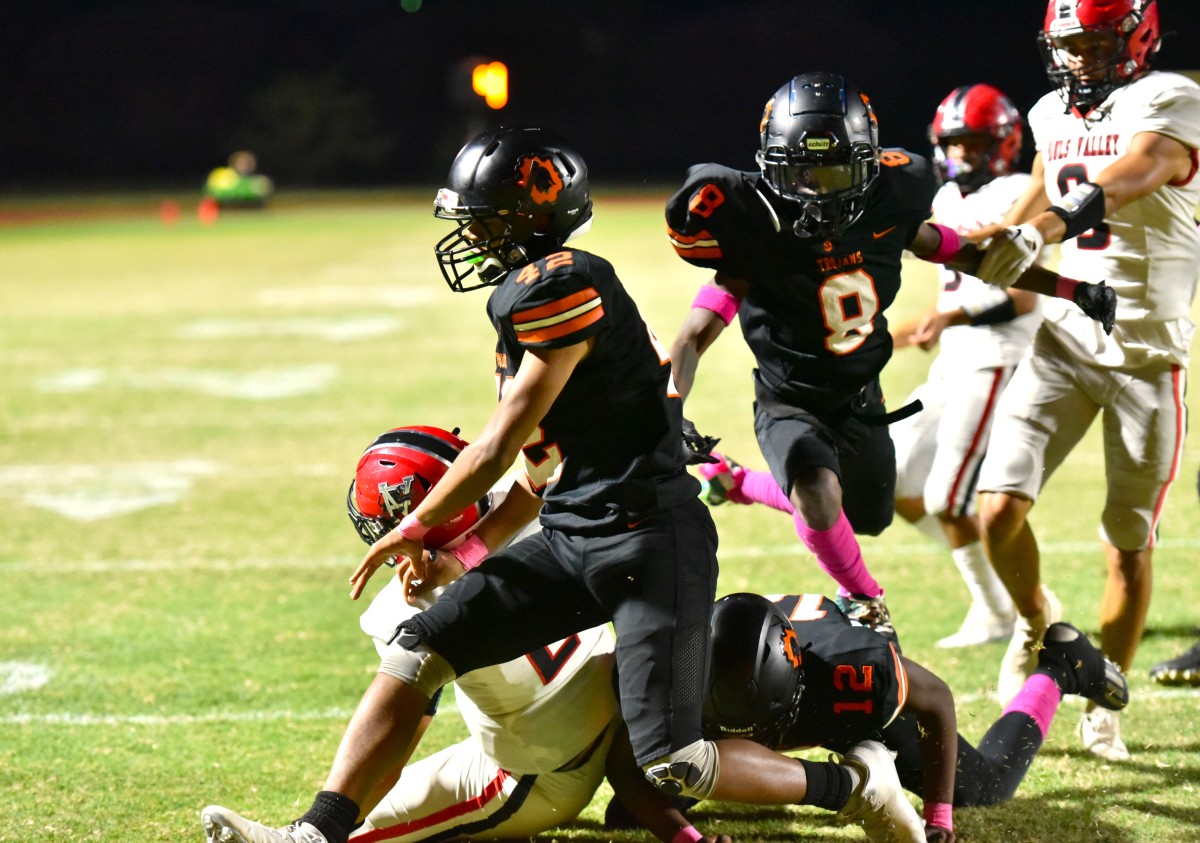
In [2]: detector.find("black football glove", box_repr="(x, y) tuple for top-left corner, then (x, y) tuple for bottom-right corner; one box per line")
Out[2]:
(681, 417), (720, 465)
(1073, 279), (1116, 335)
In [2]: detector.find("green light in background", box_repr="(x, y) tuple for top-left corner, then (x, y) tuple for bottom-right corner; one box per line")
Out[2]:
(400, 0), (422, 11)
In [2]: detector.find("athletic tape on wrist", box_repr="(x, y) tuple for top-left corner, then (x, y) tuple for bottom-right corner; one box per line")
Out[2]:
(398, 513), (431, 541)
(1055, 275), (1081, 301)
(692, 285), (741, 325)
(449, 534), (489, 570)
(923, 801), (953, 832)
(921, 223), (961, 264)
(672, 827), (704, 843)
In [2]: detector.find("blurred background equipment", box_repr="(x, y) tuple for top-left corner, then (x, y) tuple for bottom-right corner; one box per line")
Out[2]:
(203, 150), (274, 209)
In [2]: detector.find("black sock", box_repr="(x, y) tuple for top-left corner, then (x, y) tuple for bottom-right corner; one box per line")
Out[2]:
(797, 758), (854, 812)
(298, 790), (360, 843)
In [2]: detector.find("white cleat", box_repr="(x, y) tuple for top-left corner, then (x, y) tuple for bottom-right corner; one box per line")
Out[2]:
(996, 586), (1062, 706)
(936, 601), (1015, 649)
(836, 740), (925, 842)
(1079, 708), (1130, 762)
(201, 806), (329, 843)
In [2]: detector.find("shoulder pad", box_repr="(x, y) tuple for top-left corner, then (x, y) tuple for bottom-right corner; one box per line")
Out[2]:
(502, 250), (607, 349)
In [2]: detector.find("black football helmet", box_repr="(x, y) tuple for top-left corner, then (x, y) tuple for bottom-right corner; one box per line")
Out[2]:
(757, 73), (881, 239)
(702, 593), (806, 745)
(433, 127), (594, 292)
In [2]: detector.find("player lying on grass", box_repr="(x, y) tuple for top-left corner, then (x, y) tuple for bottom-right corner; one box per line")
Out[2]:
(695, 592), (1129, 843)
(205, 424), (716, 843)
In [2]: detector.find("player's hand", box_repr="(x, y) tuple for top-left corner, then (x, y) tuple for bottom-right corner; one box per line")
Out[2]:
(1073, 279), (1117, 335)
(911, 309), (952, 351)
(401, 549), (466, 603)
(351, 529), (425, 600)
(925, 825), (955, 843)
(681, 417), (720, 465)
(976, 223), (1044, 290)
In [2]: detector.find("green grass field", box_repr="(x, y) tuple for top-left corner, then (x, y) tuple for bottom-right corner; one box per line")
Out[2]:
(2, 192), (1198, 843)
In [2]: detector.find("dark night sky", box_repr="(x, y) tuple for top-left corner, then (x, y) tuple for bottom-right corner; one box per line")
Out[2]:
(4, 0), (1199, 190)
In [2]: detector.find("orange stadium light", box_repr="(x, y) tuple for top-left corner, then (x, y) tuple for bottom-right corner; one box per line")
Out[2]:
(472, 61), (508, 110)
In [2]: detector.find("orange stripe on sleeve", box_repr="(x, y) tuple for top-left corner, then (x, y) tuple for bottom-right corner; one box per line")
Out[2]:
(667, 226), (723, 260)
(514, 287), (600, 324)
(517, 306), (604, 343)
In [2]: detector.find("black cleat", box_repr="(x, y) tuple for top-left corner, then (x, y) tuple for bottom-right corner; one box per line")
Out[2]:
(1037, 622), (1129, 711)
(1149, 640), (1200, 687)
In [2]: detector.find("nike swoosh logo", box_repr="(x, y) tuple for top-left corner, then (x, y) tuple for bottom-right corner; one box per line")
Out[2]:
(873, 226), (897, 239)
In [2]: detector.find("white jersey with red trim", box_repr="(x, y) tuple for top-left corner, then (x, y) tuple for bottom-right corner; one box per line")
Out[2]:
(1030, 71), (1200, 368)
(359, 488), (618, 776)
(932, 175), (1042, 369)
(361, 579), (617, 775)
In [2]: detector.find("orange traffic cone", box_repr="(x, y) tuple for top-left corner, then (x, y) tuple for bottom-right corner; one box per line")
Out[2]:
(198, 197), (220, 225)
(160, 199), (181, 225)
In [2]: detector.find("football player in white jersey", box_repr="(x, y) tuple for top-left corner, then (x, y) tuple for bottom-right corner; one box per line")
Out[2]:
(890, 84), (1042, 650)
(968, 0), (1200, 761)
(204, 426), (707, 843)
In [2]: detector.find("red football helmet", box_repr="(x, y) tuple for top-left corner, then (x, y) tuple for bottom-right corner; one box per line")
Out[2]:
(930, 84), (1024, 192)
(1038, 0), (1161, 113)
(347, 426), (490, 550)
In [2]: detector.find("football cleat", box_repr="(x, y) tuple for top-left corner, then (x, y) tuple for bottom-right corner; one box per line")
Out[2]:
(1036, 622), (1129, 710)
(696, 453), (744, 506)
(201, 806), (328, 843)
(1149, 640), (1200, 687)
(835, 740), (925, 842)
(1079, 708), (1130, 762)
(936, 601), (1015, 649)
(996, 585), (1062, 706)
(836, 592), (898, 645)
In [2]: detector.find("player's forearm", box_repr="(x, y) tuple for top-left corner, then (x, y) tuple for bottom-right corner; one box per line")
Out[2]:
(668, 314), (723, 402)
(472, 476), (542, 550)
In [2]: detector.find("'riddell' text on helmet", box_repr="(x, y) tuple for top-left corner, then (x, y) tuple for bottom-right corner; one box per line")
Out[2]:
(1038, 0), (1161, 115)
(757, 73), (881, 239)
(347, 426), (490, 551)
(434, 127), (594, 292)
(702, 593), (806, 745)
(930, 84), (1024, 193)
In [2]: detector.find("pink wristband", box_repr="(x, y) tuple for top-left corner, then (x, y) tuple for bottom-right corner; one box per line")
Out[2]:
(921, 223), (961, 264)
(671, 826), (704, 843)
(397, 513), (431, 541)
(692, 285), (741, 326)
(923, 801), (953, 832)
(449, 534), (489, 571)
(1055, 275), (1081, 300)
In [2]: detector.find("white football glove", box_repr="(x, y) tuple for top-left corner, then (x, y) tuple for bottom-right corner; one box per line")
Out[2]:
(976, 223), (1044, 290)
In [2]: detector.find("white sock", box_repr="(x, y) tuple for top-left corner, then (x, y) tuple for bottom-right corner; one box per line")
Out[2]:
(951, 541), (1014, 619)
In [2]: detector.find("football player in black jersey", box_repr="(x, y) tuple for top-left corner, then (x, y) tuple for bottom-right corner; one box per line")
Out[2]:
(199, 127), (929, 843)
(666, 73), (1117, 641)
(702, 592), (1129, 842)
